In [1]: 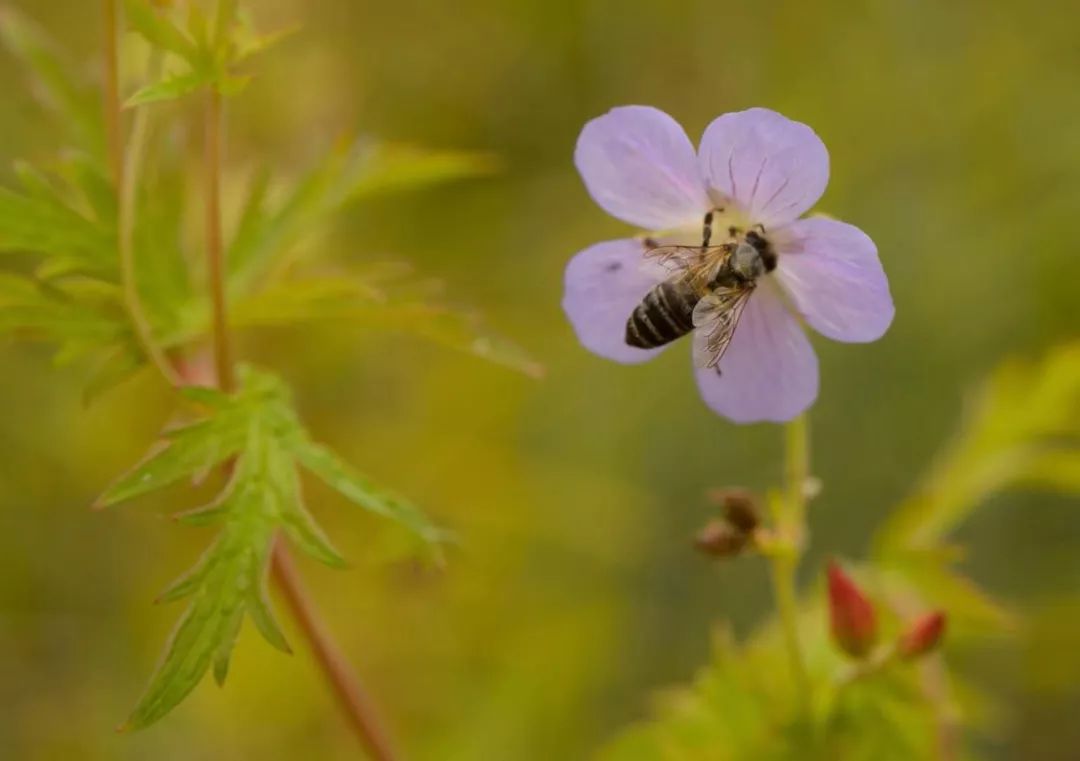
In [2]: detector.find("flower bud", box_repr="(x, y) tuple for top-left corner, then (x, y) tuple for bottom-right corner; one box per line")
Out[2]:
(898, 611), (946, 659)
(827, 560), (877, 659)
(694, 519), (749, 558)
(706, 488), (761, 534)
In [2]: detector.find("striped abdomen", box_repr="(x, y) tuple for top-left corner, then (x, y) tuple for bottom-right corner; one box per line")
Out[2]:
(625, 277), (700, 349)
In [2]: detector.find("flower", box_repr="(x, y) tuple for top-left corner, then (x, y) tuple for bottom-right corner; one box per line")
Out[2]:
(826, 559), (878, 658)
(897, 611), (947, 659)
(562, 106), (894, 423)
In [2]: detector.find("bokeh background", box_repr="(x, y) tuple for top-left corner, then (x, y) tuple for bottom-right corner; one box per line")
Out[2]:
(1, 0), (1078, 758)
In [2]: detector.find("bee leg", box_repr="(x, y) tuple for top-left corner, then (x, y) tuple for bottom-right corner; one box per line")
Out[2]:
(701, 211), (714, 249)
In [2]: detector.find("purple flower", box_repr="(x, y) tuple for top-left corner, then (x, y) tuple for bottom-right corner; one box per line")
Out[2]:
(562, 106), (894, 423)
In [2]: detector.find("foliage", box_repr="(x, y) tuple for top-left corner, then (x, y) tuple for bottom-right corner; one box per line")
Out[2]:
(600, 342), (1080, 760)
(0, 0), (533, 730)
(0, 4), (536, 400)
(96, 367), (442, 728)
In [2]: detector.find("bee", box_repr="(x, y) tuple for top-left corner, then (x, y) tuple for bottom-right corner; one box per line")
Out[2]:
(625, 211), (777, 368)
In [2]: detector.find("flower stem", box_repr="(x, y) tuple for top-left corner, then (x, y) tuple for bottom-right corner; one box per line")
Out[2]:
(103, 0), (179, 387)
(768, 413), (811, 708)
(200, 69), (399, 760)
(202, 88), (235, 392)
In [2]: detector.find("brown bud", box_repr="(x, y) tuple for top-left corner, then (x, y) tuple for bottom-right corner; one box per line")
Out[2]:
(694, 519), (749, 558)
(898, 611), (947, 659)
(827, 560), (877, 659)
(706, 488), (761, 534)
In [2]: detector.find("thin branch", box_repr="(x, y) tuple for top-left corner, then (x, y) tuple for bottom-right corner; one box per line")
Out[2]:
(201, 64), (400, 759)
(203, 88), (235, 391)
(105, 0), (181, 387)
(271, 540), (401, 761)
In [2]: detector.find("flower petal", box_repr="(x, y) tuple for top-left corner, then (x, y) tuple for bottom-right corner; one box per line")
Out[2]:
(698, 108), (829, 228)
(575, 106), (710, 230)
(774, 217), (894, 343)
(562, 238), (668, 364)
(694, 283), (818, 423)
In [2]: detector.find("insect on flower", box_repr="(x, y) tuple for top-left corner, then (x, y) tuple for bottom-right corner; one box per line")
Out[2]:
(563, 107), (895, 423)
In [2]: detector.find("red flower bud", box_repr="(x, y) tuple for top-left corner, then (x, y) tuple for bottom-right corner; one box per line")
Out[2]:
(827, 560), (877, 658)
(898, 611), (947, 659)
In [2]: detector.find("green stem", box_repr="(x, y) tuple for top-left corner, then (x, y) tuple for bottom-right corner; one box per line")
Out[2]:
(203, 87), (235, 392)
(200, 10), (398, 753)
(768, 413), (811, 708)
(105, 0), (180, 387)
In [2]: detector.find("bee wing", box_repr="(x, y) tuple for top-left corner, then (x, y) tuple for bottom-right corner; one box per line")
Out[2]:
(691, 284), (755, 369)
(644, 244), (729, 274)
(645, 244), (734, 295)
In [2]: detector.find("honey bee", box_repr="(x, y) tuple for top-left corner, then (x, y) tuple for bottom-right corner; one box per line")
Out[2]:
(625, 211), (777, 368)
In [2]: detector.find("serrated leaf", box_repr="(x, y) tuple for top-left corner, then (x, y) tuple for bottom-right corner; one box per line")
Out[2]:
(292, 437), (443, 544)
(179, 383), (232, 409)
(876, 342), (1080, 554)
(122, 0), (199, 63)
(82, 345), (143, 405)
(125, 69), (210, 107)
(0, 275), (126, 346)
(230, 275), (543, 378)
(155, 544), (216, 604)
(0, 187), (117, 268)
(226, 139), (498, 292)
(95, 416), (247, 507)
(233, 16), (299, 63)
(57, 153), (117, 225)
(116, 367), (439, 728)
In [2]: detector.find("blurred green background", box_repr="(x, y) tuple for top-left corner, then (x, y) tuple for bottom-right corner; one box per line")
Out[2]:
(1, 0), (1078, 758)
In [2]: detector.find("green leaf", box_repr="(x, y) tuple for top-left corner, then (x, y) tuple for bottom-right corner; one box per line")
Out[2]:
(122, 0), (199, 63)
(226, 139), (498, 291)
(230, 274), (544, 378)
(0, 186), (117, 270)
(125, 69), (211, 107)
(292, 436), (444, 545)
(0, 275), (126, 347)
(82, 345), (143, 405)
(233, 13), (299, 63)
(95, 415), (247, 507)
(346, 142), (500, 200)
(0, 8), (103, 151)
(110, 367), (442, 728)
(876, 342), (1080, 554)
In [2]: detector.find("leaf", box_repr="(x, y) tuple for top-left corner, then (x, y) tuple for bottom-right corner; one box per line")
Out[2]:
(125, 69), (211, 107)
(346, 142), (500, 200)
(122, 0), (199, 63)
(226, 139), (498, 291)
(0, 187), (117, 270)
(95, 416), (247, 507)
(230, 274), (544, 378)
(876, 342), (1080, 554)
(289, 436), (442, 545)
(0, 275), (126, 346)
(0, 8), (103, 151)
(108, 367), (442, 728)
(233, 15), (299, 63)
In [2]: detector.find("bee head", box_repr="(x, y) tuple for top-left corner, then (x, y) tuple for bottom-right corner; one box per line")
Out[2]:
(731, 240), (766, 281)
